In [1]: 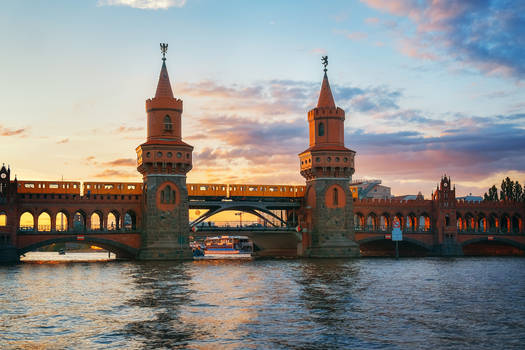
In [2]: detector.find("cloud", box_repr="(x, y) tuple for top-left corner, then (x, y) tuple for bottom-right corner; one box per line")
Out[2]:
(57, 138), (69, 144)
(0, 125), (28, 137)
(92, 169), (138, 178)
(361, 0), (525, 79)
(115, 126), (143, 133)
(104, 158), (136, 167)
(97, 0), (186, 10)
(310, 48), (327, 55)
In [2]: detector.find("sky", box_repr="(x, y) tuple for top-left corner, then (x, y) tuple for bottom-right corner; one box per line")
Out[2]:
(1, 0), (524, 197)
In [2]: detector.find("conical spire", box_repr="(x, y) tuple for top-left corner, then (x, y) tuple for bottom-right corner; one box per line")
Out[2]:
(154, 60), (174, 99)
(317, 72), (336, 108)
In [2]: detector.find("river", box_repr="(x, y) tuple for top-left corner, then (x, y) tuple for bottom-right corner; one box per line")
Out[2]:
(1, 254), (525, 349)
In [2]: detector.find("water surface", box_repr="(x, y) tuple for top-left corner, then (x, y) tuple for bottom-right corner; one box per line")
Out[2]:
(1, 255), (525, 349)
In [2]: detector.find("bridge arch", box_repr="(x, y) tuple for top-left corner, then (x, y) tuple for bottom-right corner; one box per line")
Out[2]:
(357, 236), (432, 257)
(37, 211), (52, 232)
(501, 214), (511, 233)
(366, 212), (378, 231)
(107, 210), (120, 230)
(379, 213), (390, 231)
(55, 210), (69, 231)
(418, 213), (431, 231)
(18, 236), (138, 259)
(90, 210), (104, 230)
(477, 213), (487, 232)
(354, 212), (365, 230)
(19, 211), (35, 230)
(73, 210), (87, 231)
(124, 210), (137, 230)
(461, 237), (525, 256)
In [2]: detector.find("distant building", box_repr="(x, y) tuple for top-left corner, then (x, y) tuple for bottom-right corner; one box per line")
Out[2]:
(457, 194), (483, 202)
(350, 179), (391, 199)
(391, 192), (425, 201)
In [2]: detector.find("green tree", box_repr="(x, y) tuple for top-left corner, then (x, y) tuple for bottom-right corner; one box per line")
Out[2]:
(500, 177), (514, 201)
(514, 181), (523, 202)
(484, 185), (499, 201)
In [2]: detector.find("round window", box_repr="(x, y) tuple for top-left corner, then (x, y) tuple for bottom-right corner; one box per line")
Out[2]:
(335, 157), (340, 162)
(316, 157), (321, 162)
(327, 157), (331, 162)
(167, 152), (173, 158)
(343, 157), (348, 162)
(146, 152), (151, 158)
(177, 152), (182, 158)
(157, 152), (162, 157)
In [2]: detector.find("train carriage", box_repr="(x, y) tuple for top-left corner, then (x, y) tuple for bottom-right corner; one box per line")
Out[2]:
(17, 181), (81, 195)
(83, 182), (142, 196)
(188, 183), (228, 200)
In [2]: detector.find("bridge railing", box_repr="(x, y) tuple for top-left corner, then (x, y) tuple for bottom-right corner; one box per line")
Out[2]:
(354, 225), (432, 233)
(17, 227), (139, 234)
(458, 228), (522, 235)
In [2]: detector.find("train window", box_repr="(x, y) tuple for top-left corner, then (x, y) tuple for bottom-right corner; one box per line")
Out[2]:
(249, 187), (256, 192)
(73, 184), (77, 188)
(200, 186), (207, 191)
(86, 185), (91, 189)
(104, 185), (114, 189)
(128, 185), (136, 190)
(49, 184), (59, 189)
(25, 183), (35, 188)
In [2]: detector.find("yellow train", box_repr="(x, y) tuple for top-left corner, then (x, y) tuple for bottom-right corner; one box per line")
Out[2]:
(16, 181), (358, 199)
(17, 181), (81, 195)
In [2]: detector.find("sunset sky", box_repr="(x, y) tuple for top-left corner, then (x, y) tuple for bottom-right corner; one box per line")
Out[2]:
(1, 0), (524, 197)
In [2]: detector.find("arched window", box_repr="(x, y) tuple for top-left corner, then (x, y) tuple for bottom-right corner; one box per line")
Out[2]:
(164, 115), (172, 131)
(161, 185), (176, 204)
(333, 187), (338, 206)
(318, 122), (325, 137)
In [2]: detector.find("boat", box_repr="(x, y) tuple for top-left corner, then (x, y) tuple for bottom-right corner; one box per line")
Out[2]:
(58, 249), (66, 255)
(198, 235), (254, 259)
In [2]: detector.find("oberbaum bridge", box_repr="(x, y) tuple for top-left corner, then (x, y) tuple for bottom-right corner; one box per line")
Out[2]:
(1, 46), (524, 263)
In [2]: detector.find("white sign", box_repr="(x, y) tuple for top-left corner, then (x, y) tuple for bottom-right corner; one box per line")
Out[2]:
(392, 218), (403, 241)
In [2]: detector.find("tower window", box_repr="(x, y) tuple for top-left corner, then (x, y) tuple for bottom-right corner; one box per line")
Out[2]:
(333, 188), (338, 206)
(164, 115), (172, 131)
(161, 185), (176, 204)
(318, 122), (325, 137)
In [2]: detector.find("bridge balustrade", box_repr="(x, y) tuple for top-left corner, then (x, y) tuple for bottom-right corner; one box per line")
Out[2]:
(354, 225), (432, 233)
(17, 227), (138, 234)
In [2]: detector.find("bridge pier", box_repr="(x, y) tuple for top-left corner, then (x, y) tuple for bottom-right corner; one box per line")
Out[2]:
(434, 240), (464, 256)
(0, 245), (19, 264)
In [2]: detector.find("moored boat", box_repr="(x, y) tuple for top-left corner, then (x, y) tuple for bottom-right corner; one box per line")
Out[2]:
(198, 235), (253, 259)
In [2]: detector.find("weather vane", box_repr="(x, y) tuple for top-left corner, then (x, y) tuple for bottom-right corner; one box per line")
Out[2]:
(160, 43), (168, 61)
(321, 56), (328, 72)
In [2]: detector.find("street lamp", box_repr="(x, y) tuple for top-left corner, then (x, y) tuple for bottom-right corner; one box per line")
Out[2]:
(235, 212), (243, 227)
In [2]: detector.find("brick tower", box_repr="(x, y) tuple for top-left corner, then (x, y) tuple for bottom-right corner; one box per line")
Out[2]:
(136, 44), (193, 260)
(298, 57), (359, 258)
(432, 175), (463, 255)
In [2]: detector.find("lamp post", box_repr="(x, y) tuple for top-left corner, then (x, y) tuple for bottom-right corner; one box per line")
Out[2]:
(235, 212), (243, 227)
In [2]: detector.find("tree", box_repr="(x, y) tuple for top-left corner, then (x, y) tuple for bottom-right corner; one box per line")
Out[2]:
(514, 181), (523, 202)
(500, 177), (514, 201)
(484, 185), (499, 201)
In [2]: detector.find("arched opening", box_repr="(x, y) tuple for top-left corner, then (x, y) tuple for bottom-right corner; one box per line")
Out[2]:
(73, 211), (86, 231)
(107, 211), (120, 231)
(354, 213), (365, 231)
(161, 185), (176, 204)
(512, 215), (522, 233)
(90, 212), (102, 231)
(463, 239), (524, 256)
(0, 212), (6, 227)
(501, 214), (511, 233)
(19, 212), (34, 231)
(488, 213), (499, 233)
(464, 213), (475, 231)
(56, 212), (68, 231)
(418, 214), (431, 231)
(359, 238), (430, 257)
(318, 122), (325, 137)
(405, 214), (417, 232)
(164, 115), (172, 131)
(124, 211), (137, 230)
(366, 213), (377, 231)
(478, 214), (487, 233)
(457, 215), (464, 231)
(332, 188), (338, 206)
(445, 215), (450, 227)
(37, 212), (51, 232)
(379, 214), (389, 231)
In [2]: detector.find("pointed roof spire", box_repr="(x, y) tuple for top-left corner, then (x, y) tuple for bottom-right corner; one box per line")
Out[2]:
(155, 43), (174, 99)
(317, 56), (336, 108)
